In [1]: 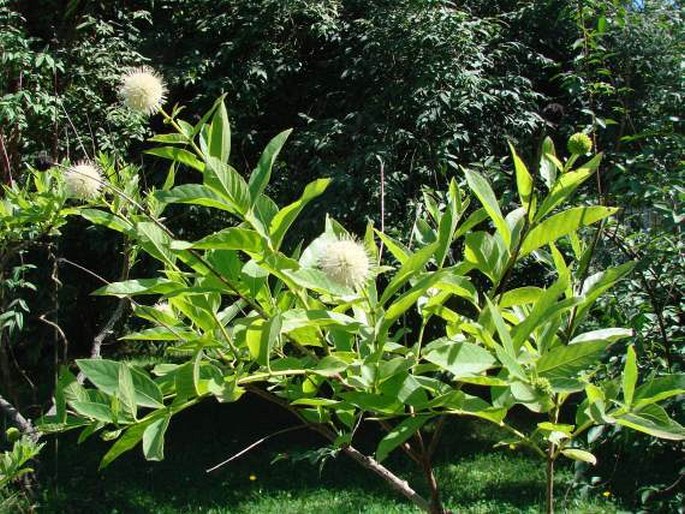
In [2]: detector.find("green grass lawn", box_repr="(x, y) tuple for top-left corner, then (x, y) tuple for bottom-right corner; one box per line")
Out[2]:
(20, 400), (624, 514)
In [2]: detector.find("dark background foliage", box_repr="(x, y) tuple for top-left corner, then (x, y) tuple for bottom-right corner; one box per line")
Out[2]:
(1, 0), (683, 511)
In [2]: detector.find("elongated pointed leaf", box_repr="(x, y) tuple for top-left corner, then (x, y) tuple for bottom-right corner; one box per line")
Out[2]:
(423, 339), (496, 378)
(270, 178), (330, 248)
(376, 416), (429, 462)
(249, 129), (292, 204)
(536, 341), (607, 379)
(142, 415), (171, 461)
(207, 101), (231, 163)
(615, 404), (685, 441)
(509, 143), (534, 216)
(154, 184), (236, 213)
(465, 169), (510, 246)
(146, 147), (204, 172)
(521, 206), (617, 257)
(536, 154), (602, 220)
(622, 345), (638, 408)
(173, 227), (262, 254)
(561, 449), (597, 465)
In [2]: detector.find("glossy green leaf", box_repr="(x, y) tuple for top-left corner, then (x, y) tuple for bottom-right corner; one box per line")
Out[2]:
(521, 206), (617, 256)
(248, 129), (292, 204)
(376, 416), (429, 462)
(79, 209), (133, 235)
(145, 147), (204, 172)
(622, 345), (638, 408)
(465, 169), (510, 246)
(70, 401), (113, 423)
(509, 142), (534, 215)
(536, 153), (602, 220)
(207, 100), (231, 163)
(615, 404), (685, 441)
(204, 157), (250, 215)
(561, 449), (597, 465)
(174, 227), (262, 254)
(142, 415), (171, 461)
(536, 341), (607, 379)
(154, 184), (236, 213)
(423, 339), (496, 378)
(270, 178), (330, 249)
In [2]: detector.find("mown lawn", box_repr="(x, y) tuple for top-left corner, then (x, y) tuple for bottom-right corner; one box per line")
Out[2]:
(29, 400), (620, 513)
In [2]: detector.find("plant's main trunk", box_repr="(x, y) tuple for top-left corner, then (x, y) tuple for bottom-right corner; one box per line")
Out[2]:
(247, 386), (436, 513)
(545, 447), (555, 514)
(420, 456), (445, 514)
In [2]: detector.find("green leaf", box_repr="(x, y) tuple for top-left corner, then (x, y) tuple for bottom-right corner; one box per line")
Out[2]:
(573, 261), (636, 326)
(499, 287), (543, 307)
(423, 339), (496, 378)
(561, 449), (597, 465)
(248, 129), (292, 204)
(79, 209), (133, 235)
(622, 345), (638, 408)
(77, 359), (119, 395)
(100, 419), (152, 469)
(148, 133), (189, 144)
(145, 147), (204, 172)
(136, 222), (175, 267)
(539, 137), (558, 189)
(569, 328), (633, 345)
(283, 267), (352, 297)
(70, 401), (113, 423)
(615, 404), (685, 441)
(521, 206), (617, 257)
(118, 365), (137, 420)
(536, 341), (607, 380)
(374, 230), (410, 265)
(509, 143), (534, 216)
(383, 269), (447, 325)
(154, 184), (236, 213)
(204, 157), (250, 215)
(380, 242), (439, 304)
(536, 154), (602, 220)
(207, 100), (231, 163)
(435, 202), (457, 267)
(142, 415), (171, 461)
(511, 276), (570, 351)
(246, 316), (281, 365)
(633, 375), (685, 409)
(376, 416), (429, 462)
(270, 178), (330, 249)
(174, 227), (262, 254)
(464, 231), (506, 282)
(464, 169), (511, 246)
(93, 278), (182, 297)
(130, 367), (165, 409)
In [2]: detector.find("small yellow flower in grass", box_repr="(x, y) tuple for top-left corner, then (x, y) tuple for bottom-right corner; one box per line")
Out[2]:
(567, 132), (593, 155)
(319, 237), (372, 289)
(602, 491), (611, 498)
(64, 161), (103, 200)
(119, 66), (167, 115)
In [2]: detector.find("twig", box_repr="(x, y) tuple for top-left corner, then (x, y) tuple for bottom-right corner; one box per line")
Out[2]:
(206, 424), (307, 472)
(0, 393), (40, 442)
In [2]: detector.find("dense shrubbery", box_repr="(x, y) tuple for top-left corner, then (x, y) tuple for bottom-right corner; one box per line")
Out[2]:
(0, 1), (683, 512)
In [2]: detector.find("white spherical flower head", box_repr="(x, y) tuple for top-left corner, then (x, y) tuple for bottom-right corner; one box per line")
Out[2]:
(119, 66), (167, 115)
(319, 238), (371, 288)
(64, 161), (103, 200)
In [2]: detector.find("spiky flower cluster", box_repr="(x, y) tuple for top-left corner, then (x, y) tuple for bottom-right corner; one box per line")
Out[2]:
(119, 66), (167, 115)
(567, 132), (593, 155)
(64, 161), (103, 200)
(319, 237), (372, 289)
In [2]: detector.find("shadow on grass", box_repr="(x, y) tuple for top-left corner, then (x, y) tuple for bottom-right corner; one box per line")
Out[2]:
(37, 397), (616, 514)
